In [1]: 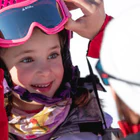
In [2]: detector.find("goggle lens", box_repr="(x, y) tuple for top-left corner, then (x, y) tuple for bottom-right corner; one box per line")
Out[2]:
(0, 0), (64, 40)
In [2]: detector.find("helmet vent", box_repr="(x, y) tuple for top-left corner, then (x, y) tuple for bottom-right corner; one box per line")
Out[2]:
(0, 0), (18, 9)
(2, 0), (4, 4)
(13, 0), (17, 3)
(7, 1), (10, 6)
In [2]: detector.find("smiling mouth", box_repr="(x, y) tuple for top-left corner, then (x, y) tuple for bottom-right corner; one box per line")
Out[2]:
(31, 82), (52, 93)
(32, 84), (50, 88)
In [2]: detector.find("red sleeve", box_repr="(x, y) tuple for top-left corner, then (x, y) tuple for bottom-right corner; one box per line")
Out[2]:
(87, 14), (113, 58)
(0, 69), (8, 140)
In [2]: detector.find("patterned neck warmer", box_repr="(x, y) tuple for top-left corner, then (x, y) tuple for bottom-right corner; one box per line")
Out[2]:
(13, 82), (71, 106)
(3, 79), (75, 139)
(5, 82), (73, 139)
(9, 98), (71, 139)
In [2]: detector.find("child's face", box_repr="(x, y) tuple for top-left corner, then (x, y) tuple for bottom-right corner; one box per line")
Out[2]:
(2, 28), (64, 98)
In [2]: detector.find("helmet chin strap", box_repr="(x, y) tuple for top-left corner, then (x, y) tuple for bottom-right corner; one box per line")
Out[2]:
(3, 78), (71, 106)
(14, 85), (71, 106)
(19, 91), (33, 102)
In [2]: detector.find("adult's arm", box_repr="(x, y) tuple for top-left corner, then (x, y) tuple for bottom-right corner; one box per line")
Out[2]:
(65, 0), (106, 40)
(65, 0), (113, 58)
(87, 14), (112, 58)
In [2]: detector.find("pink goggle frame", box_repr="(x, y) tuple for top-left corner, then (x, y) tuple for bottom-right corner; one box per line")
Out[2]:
(0, 0), (71, 47)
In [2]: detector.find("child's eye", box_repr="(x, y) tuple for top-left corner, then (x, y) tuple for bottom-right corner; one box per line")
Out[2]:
(20, 57), (33, 63)
(48, 53), (59, 59)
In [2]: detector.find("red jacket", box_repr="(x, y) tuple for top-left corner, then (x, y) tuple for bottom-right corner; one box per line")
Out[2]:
(0, 69), (8, 140)
(87, 14), (113, 58)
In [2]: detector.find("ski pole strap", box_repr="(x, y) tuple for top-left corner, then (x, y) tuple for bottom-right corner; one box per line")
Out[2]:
(86, 57), (107, 129)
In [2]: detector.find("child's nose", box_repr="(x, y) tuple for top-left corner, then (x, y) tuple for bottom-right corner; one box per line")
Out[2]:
(36, 62), (51, 76)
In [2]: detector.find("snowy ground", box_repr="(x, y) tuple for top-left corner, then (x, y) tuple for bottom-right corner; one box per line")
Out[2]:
(69, 0), (140, 128)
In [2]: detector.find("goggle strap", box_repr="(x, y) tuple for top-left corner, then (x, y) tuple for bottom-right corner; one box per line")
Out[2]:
(97, 60), (140, 86)
(58, 0), (71, 17)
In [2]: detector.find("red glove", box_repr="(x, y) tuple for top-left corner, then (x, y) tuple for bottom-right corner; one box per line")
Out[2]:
(0, 69), (8, 140)
(118, 121), (140, 137)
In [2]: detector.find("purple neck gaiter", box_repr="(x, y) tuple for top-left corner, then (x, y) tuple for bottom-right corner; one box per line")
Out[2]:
(4, 79), (71, 106)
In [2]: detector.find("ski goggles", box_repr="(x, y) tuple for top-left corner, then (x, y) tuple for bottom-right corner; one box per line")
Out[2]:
(96, 60), (140, 86)
(0, 0), (71, 47)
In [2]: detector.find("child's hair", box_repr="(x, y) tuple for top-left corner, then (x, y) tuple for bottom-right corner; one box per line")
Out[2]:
(56, 29), (90, 107)
(0, 28), (90, 116)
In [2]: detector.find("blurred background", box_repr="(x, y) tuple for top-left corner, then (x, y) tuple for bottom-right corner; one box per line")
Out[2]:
(69, 0), (140, 128)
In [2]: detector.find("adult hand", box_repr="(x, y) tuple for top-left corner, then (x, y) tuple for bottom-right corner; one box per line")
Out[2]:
(64, 0), (78, 10)
(64, 0), (106, 40)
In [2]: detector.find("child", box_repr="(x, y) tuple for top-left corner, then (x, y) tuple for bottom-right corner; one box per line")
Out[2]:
(0, 0), (113, 139)
(98, 4), (140, 140)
